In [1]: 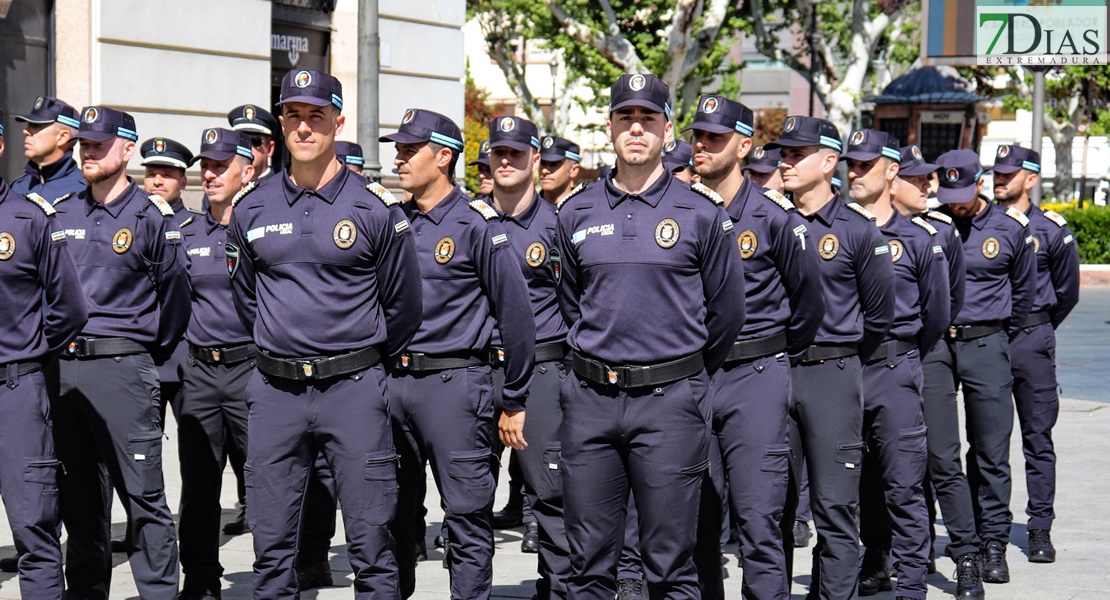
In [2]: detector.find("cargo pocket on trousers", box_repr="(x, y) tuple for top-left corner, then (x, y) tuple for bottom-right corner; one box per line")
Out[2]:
(897, 426), (929, 483)
(536, 444), (563, 503)
(759, 445), (791, 515)
(242, 462), (257, 532)
(125, 431), (165, 497)
(364, 452), (400, 526)
(834, 441), (866, 504)
(446, 449), (495, 515)
(23, 458), (61, 528)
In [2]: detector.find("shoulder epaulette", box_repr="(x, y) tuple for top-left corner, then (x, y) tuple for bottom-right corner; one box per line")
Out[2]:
(367, 182), (401, 207)
(52, 192), (75, 206)
(179, 216), (197, 228)
(24, 193), (57, 216)
(690, 182), (724, 205)
(148, 194), (175, 217)
(1005, 206), (1030, 227)
(762, 189), (795, 212)
(925, 210), (952, 225)
(846, 201), (875, 221)
(911, 216), (938, 235)
(557, 182), (588, 212)
(468, 199), (499, 221)
(1043, 209), (1068, 227)
(231, 180), (258, 207)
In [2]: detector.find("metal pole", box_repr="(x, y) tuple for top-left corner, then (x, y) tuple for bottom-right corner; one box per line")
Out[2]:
(1030, 67), (1046, 205)
(358, 0), (382, 182)
(808, 6), (817, 117)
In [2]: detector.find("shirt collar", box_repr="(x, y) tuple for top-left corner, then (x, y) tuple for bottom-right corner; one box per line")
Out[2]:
(29, 152), (79, 182)
(0, 178), (9, 204)
(497, 190), (542, 229)
(879, 207), (904, 235)
(204, 209), (225, 234)
(409, 185), (466, 225)
(807, 193), (841, 226)
(281, 164), (350, 206)
(603, 170), (671, 209)
(84, 178), (140, 218)
(725, 177), (756, 221)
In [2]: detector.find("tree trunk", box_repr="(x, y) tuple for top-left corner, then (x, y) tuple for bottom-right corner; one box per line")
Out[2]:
(1048, 125), (1076, 201)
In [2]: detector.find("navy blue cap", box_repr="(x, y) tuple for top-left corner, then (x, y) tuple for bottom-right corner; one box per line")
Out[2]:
(277, 69), (343, 111)
(335, 141), (364, 167)
(609, 73), (671, 118)
(898, 145), (940, 177)
(841, 129), (902, 162)
(76, 106), (138, 143)
(765, 116), (842, 152)
(662, 139), (693, 172)
(744, 145), (781, 174)
(140, 137), (194, 169)
(469, 140), (491, 167)
(194, 128), (254, 163)
(683, 95), (755, 137)
(228, 104), (279, 136)
(488, 116), (540, 152)
(540, 135), (581, 162)
(831, 175), (843, 189)
(991, 144), (1040, 174)
(935, 149), (984, 204)
(379, 108), (464, 152)
(16, 96), (81, 129)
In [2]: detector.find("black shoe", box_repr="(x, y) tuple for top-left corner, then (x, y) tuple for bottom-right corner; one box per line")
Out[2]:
(492, 509), (524, 529)
(927, 557), (936, 574)
(954, 552), (986, 600)
(434, 523), (448, 548)
(521, 522), (539, 553)
(415, 544), (428, 562)
(223, 505), (247, 536)
(792, 520), (812, 548)
(1027, 529), (1056, 563)
(180, 580), (222, 600)
(616, 578), (644, 600)
(110, 539), (133, 554)
(981, 539), (1010, 583)
(0, 553), (18, 573)
(296, 560), (333, 590)
(858, 549), (892, 596)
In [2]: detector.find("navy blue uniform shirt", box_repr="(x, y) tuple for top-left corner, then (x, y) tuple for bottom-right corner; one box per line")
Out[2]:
(10, 151), (86, 202)
(493, 193), (567, 345)
(946, 200), (1036, 334)
(182, 211), (252, 348)
(52, 180), (190, 357)
(798, 198), (895, 359)
(879, 211), (949, 353)
(401, 185), (536, 410)
(923, 210), (966, 324)
(229, 166), (422, 360)
(725, 177), (823, 356)
(1025, 208), (1080, 327)
(0, 180), (88, 363)
(556, 172), (746, 373)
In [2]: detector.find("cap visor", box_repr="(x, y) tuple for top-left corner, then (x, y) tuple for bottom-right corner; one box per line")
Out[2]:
(539, 150), (567, 161)
(898, 163), (940, 177)
(681, 121), (734, 134)
(744, 164), (778, 174)
(468, 158), (490, 167)
(194, 149), (238, 163)
(663, 158), (689, 171)
(840, 150), (883, 162)
(277, 95), (331, 107)
(379, 131), (426, 145)
(990, 163), (1022, 174)
(489, 139), (533, 152)
(76, 130), (116, 143)
(935, 185), (977, 204)
(610, 99), (666, 115)
(142, 157), (191, 169)
(14, 114), (53, 124)
(232, 123), (272, 135)
(763, 138), (815, 150)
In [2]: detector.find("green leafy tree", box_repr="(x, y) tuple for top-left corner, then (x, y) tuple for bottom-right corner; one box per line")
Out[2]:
(464, 72), (498, 193)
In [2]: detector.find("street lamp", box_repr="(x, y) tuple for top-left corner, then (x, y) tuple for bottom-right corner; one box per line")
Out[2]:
(550, 53), (559, 130)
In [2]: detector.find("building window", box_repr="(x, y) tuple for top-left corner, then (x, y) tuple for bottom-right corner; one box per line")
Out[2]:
(879, 118), (909, 147)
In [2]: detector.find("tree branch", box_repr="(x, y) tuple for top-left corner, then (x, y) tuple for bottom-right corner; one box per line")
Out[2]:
(480, 18), (548, 129)
(548, 0), (645, 71)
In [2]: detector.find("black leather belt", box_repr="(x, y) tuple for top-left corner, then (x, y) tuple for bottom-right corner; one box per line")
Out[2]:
(797, 344), (858, 365)
(947, 321), (1003, 342)
(864, 340), (918, 365)
(62, 337), (147, 359)
(571, 351), (704, 388)
(256, 346), (380, 381)
(490, 342), (568, 368)
(1, 362), (43, 384)
(189, 343), (256, 365)
(725, 332), (788, 364)
(1022, 310), (1052, 328)
(391, 351), (484, 373)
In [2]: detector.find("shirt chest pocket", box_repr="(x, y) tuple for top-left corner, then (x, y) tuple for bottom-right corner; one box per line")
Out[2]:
(420, 226), (476, 278)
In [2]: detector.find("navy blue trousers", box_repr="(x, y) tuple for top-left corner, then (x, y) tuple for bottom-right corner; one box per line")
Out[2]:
(1010, 322), (1059, 531)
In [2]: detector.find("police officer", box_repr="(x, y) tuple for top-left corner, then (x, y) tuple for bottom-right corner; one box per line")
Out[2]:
(11, 96), (85, 201)
(663, 139), (695, 183)
(174, 127), (257, 600)
(845, 130), (948, 600)
(227, 68), (421, 598)
(469, 140), (494, 199)
(382, 107), (534, 599)
(539, 135), (581, 204)
(336, 140), (365, 174)
(768, 116), (895, 600)
(0, 111), (88, 600)
(743, 145), (784, 194)
(935, 148), (1036, 585)
(51, 105), (189, 600)
(556, 73), (746, 599)
(228, 103), (280, 180)
(486, 114), (573, 599)
(990, 145), (1080, 563)
(687, 96), (824, 600)
(893, 145), (985, 599)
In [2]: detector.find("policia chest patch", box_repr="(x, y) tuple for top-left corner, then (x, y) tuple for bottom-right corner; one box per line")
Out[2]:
(982, 237), (1000, 259)
(889, 239), (904, 263)
(738, 230), (757, 259)
(818, 233), (840, 260)
(112, 228), (133, 254)
(525, 242), (546, 267)
(435, 237), (455, 264)
(0, 232), (14, 260)
(334, 219), (357, 249)
(655, 218), (680, 248)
